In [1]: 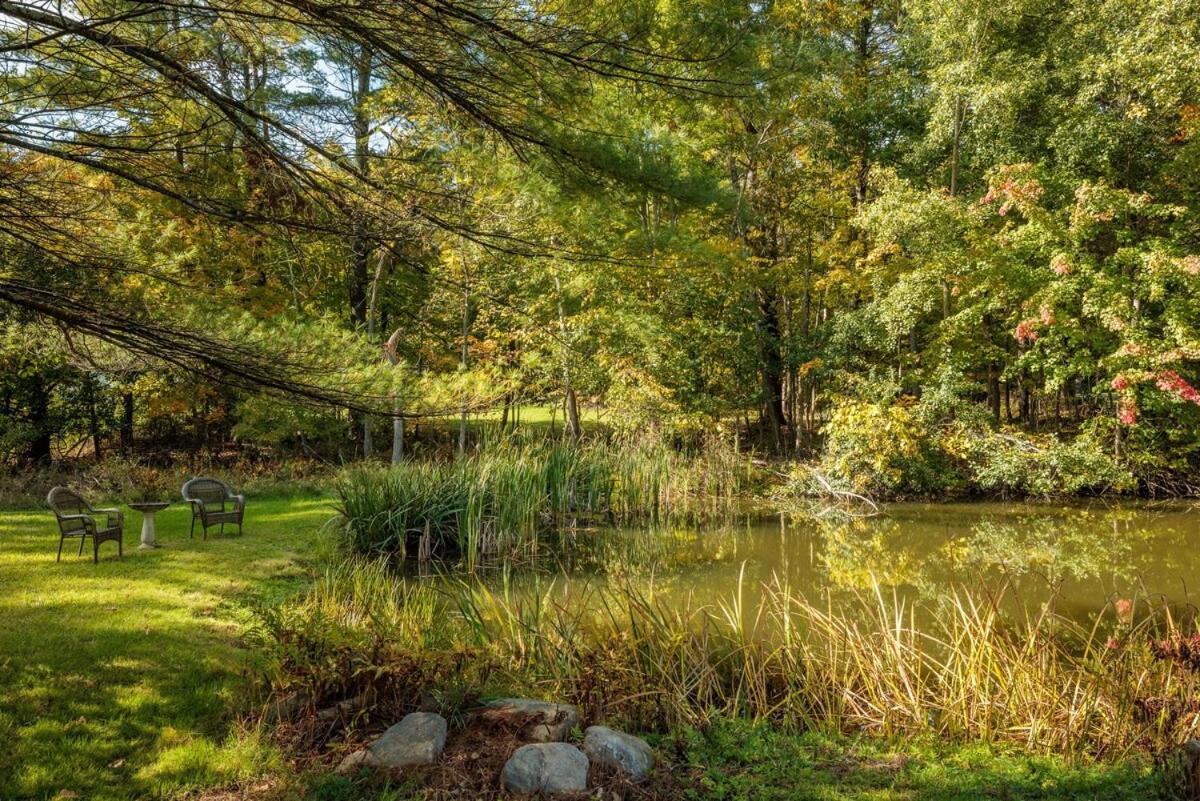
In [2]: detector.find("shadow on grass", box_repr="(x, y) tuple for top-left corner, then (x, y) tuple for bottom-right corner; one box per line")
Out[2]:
(0, 497), (334, 801)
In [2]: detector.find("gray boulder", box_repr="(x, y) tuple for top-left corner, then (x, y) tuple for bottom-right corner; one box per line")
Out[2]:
(582, 726), (654, 780)
(501, 742), (589, 794)
(483, 697), (579, 742)
(336, 712), (447, 772)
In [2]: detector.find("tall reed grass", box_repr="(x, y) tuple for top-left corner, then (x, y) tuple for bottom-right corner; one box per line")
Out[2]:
(256, 559), (1200, 760)
(334, 437), (750, 565)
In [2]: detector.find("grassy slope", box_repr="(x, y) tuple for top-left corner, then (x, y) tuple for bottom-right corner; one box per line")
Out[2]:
(0, 496), (334, 801)
(0, 493), (1165, 801)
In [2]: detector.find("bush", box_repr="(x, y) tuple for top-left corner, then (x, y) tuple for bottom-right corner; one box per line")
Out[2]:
(947, 426), (1134, 498)
(817, 398), (957, 498)
(808, 394), (1133, 501)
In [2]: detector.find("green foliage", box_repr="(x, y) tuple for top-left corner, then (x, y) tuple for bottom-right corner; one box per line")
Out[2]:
(953, 428), (1135, 497)
(808, 390), (1132, 499)
(816, 397), (957, 497)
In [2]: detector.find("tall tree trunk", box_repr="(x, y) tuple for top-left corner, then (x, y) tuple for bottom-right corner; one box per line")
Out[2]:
(382, 327), (406, 463)
(28, 376), (51, 464)
(120, 390), (134, 456)
(757, 288), (786, 451)
(988, 364), (1001, 422)
(87, 378), (102, 460)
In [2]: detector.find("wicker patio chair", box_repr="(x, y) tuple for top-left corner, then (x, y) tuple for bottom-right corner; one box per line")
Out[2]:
(181, 477), (245, 539)
(46, 486), (124, 563)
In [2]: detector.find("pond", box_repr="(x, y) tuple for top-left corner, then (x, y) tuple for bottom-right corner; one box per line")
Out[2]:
(474, 500), (1200, 624)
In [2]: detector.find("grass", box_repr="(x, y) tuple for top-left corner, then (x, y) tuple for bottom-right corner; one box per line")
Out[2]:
(334, 438), (749, 565)
(0, 495), (335, 801)
(259, 557), (1200, 763)
(672, 719), (1162, 801)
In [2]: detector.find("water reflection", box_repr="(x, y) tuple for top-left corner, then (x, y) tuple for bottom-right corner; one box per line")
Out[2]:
(502, 501), (1200, 621)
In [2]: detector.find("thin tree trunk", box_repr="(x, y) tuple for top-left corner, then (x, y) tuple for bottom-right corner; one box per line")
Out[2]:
(391, 416), (404, 462)
(350, 45), (374, 457)
(27, 375), (51, 464)
(87, 378), (102, 460)
(459, 277), (470, 456)
(554, 274), (581, 441)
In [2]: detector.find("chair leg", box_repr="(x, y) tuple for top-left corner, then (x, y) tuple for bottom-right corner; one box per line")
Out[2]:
(78, 536), (86, 556)
(57, 536), (65, 562)
(190, 516), (195, 539)
(118, 535), (123, 559)
(220, 522), (224, 536)
(93, 537), (99, 564)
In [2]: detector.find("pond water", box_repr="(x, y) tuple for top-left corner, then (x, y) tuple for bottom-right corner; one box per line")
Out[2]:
(508, 501), (1200, 623)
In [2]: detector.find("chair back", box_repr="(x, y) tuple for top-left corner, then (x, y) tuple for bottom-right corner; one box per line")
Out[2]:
(183, 477), (230, 509)
(47, 486), (89, 533)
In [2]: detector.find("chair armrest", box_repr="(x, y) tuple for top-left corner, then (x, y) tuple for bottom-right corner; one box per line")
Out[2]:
(93, 507), (123, 527)
(231, 494), (245, 511)
(55, 513), (97, 532)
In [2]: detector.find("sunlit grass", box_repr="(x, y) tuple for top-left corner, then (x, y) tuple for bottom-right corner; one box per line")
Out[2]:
(0, 495), (335, 800)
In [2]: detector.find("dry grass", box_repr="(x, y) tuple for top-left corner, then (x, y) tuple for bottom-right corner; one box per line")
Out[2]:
(256, 558), (1200, 764)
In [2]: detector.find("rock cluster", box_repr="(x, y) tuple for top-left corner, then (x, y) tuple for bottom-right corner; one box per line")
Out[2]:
(335, 697), (654, 795)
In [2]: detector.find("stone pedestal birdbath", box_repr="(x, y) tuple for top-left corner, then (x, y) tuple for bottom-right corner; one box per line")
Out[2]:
(129, 501), (170, 549)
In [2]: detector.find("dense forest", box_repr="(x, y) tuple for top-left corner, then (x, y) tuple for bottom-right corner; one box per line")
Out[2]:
(3, 0), (1199, 496)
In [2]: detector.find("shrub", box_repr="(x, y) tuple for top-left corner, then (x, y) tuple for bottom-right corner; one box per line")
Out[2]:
(810, 391), (1134, 501)
(950, 427), (1134, 498)
(817, 398), (956, 497)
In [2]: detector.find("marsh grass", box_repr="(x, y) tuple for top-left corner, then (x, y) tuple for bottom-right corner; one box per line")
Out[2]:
(334, 437), (750, 566)
(258, 559), (1200, 762)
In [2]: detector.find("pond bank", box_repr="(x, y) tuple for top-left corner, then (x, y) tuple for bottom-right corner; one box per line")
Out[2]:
(1, 493), (1195, 800)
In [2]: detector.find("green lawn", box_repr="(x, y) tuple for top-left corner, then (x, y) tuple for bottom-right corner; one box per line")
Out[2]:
(0, 494), (1167, 801)
(0, 495), (336, 801)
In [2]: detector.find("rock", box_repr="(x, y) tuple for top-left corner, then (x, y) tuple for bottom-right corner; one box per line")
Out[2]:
(1185, 739), (1200, 759)
(315, 695), (364, 724)
(334, 748), (372, 774)
(1184, 740), (1200, 787)
(502, 742), (589, 794)
(582, 726), (655, 781)
(338, 712), (447, 772)
(483, 697), (579, 742)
